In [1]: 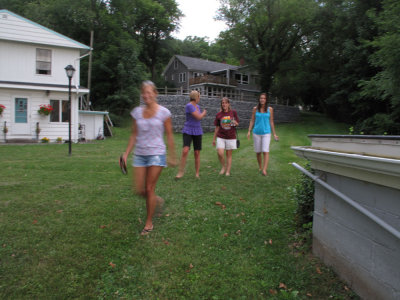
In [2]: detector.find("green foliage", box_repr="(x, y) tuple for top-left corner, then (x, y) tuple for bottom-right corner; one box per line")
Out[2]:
(292, 163), (315, 232)
(218, 0), (318, 91)
(0, 0), (179, 115)
(359, 0), (400, 134)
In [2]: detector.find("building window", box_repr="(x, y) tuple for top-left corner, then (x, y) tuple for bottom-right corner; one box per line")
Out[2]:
(174, 59), (178, 69)
(242, 74), (249, 84)
(171, 74), (174, 81)
(193, 72), (203, 78)
(50, 100), (69, 122)
(235, 73), (249, 84)
(36, 48), (52, 75)
(179, 73), (186, 83)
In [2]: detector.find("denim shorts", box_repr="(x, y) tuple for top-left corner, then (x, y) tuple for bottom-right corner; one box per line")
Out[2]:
(133, 154), (167, 167)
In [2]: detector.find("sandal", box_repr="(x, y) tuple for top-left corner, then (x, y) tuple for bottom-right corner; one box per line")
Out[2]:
(140, 227), (153, 235)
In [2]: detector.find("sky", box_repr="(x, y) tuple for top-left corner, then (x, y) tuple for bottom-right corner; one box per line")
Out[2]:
(173, 0), (228, 42)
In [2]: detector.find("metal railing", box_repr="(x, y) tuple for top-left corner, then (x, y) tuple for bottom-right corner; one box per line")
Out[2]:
(292, 162), (400, 240)
(189, 75), (238, 86)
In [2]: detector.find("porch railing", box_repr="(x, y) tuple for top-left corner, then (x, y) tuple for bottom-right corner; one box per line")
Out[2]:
(189, 75), (238, 86)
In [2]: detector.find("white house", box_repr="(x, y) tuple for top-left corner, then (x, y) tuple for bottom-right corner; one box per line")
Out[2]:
(0, 9), (107, 143)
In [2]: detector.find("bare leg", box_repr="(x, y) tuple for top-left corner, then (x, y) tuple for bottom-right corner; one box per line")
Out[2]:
(217, 148), (226, 174)
(225, 150), (233, 176)
(256, 153), (262, 171)
(133, 167), (146, 197)
(262, 152), (269, 176)
(176, 146), (190, 178)
(194, 150), (200, 178)
(143, 166), (163, 232)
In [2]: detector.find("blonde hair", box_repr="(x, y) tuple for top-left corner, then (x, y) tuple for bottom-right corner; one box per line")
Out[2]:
(189, 90), (200, 101)
(220, 97), (231, 111)
(141, 80), (158, 94)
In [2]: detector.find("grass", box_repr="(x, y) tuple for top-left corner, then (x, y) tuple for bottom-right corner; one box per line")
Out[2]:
(0, 112), (358, 299)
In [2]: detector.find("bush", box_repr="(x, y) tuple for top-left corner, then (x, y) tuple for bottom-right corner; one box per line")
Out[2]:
(292, 163), (315, 232)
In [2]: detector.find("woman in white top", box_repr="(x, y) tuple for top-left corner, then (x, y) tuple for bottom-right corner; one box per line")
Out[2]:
(122, 81), (177, 235)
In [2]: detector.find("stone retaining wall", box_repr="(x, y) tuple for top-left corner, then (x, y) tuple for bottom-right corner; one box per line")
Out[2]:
(156, 95), (300, 132)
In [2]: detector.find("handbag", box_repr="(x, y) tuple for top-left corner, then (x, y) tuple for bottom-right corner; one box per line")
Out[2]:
(235, 127), (240, 148)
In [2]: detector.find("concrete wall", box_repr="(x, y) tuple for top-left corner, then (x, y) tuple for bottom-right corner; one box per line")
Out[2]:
(157, 95), (300, 133)
(313, 172), (400, 300)
(293, 135), (400, 300)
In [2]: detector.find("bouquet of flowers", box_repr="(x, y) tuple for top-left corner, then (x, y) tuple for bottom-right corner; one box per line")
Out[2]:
(38, 104), (53, 116)
(0, 104), (5, 116)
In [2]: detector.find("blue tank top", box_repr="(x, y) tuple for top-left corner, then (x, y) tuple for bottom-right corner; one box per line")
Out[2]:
(253, 108), (271, 135)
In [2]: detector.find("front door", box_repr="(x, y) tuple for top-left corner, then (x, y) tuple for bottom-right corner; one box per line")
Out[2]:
(13, 98), (30, 135)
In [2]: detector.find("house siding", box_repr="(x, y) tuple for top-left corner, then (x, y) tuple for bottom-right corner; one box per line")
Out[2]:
(0, 10), (97, 143)
(164, 57), (189, 89)
(1, 88), (78, 142)
(0, 40), (81, 87)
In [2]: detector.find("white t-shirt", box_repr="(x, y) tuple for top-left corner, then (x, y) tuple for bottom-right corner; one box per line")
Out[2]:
(131, 105), (171, 156)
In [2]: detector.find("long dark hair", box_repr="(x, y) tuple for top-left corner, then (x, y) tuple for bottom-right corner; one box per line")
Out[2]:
(257, 93), (268, 112)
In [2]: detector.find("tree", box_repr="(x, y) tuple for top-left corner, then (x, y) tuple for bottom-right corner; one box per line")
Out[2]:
(359, 0), (400, 134)
(109, 0), (182, 81)
(0, 0), (147, 120)
(217, 0), (318, 91)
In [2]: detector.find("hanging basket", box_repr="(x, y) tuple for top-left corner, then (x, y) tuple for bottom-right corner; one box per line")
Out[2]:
(38, 104), (53, 116)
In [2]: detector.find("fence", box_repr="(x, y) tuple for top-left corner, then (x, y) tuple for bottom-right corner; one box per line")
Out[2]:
(157, 87), (291, 105)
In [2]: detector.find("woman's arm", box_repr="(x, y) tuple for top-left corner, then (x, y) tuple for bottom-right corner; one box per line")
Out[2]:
(233, 110), (239, 126)
(164, 117), (177, 167)
(122, 119), (137, 163)
(269, 107), (279, 141)
(191, 109), (207, 120)
(247, 107), (257, 140)
(212, 126), (219, 147)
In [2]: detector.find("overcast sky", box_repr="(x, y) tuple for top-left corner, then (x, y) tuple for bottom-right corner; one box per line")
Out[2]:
(173, 0), (228, 42)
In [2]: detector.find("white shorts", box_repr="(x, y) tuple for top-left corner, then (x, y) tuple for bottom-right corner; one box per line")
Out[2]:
(253, 133), (271, 153)
(216, 137), (237, 150)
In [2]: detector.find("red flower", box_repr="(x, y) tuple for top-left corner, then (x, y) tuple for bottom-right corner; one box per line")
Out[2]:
(38, 104), (53, 115)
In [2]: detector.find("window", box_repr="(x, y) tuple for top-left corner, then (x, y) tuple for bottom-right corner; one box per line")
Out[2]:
(171, 74), (174, 81)
(242, 74), (249, 84)
(235, 73), (242, 82)
(193, 72), (203, 78)
(50, 100), (69, 122)
(179, 72), (186, 83)
(174, 59), (178, 69)
(36, 48), (52, 75)
(235, 73), (249, 84)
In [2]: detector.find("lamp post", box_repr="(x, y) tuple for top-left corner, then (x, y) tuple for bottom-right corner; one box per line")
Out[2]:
(65, 65), (75, 155)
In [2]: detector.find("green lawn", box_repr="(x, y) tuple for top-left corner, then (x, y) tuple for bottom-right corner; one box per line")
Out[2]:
(0, 112), (358, 299)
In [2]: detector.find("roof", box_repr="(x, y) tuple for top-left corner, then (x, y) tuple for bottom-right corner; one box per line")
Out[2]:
(176, 55), (238, 72)
(163, 55), (238, 75)
(0, 9), (91, 52)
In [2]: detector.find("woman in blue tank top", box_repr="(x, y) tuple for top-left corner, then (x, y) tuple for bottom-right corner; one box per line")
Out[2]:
(247, 93), (279, 176)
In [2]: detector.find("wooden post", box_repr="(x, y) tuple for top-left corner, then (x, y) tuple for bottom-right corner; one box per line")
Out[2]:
(87, 30), (94, 110)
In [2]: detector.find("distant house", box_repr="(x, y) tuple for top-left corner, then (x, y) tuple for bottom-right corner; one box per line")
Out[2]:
(162, 55), (261, 101)
(0, 9), (107, 143)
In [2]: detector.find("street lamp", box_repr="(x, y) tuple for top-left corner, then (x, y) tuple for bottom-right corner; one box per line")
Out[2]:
(65, 64), (75, 155)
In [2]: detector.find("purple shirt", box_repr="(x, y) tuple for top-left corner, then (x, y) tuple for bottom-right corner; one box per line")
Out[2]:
(182, 102), (203, 135)
(131, 105), (171, 155)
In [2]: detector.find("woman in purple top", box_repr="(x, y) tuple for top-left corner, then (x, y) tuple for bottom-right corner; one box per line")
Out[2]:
(175, 90), (207, 179)
(122, 81), (177, 235)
